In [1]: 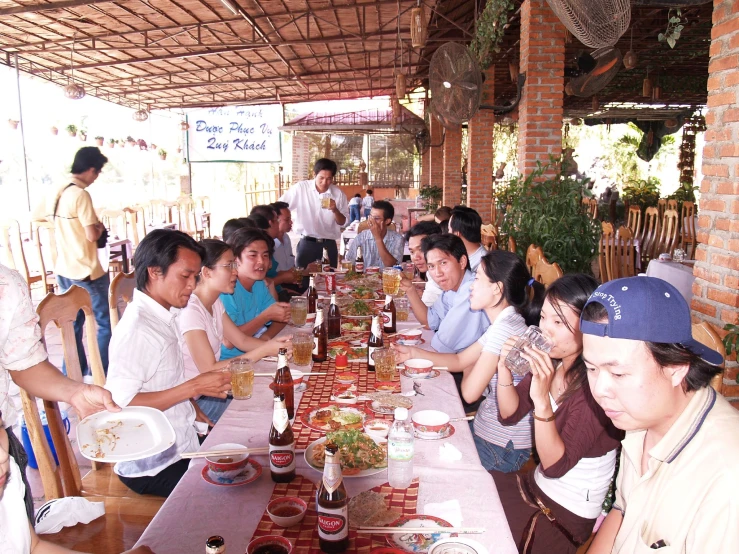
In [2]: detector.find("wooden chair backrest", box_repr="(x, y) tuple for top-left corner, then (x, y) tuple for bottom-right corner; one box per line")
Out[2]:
(533, 257), (564, 287)
(0, 218), (32, 284)
(680, 201), (697, 259)
(526, 244), (544, 276)
(615, 226), (636, 279)
(148, 200), (167, 225)
(480, 224), (498, 250)
(100, 209), (127, 240)
(691, 321), (726, 393)
(655, 209), (679, 257)
(507, 235), (517, 254)
(599, 222), (615, 283)
(33, 221), (57, 292)
(195, 196), (211, 212)
(666, 199), (678, 212)
(176, 197), (198, 236)
(109, 271), (136, 330)
(641, 207), (660, 263)
(626, 205), (642, 240)
(588, 198), (599, 219)
(657, 198), (667, 222)
(123, 206), (146, 247)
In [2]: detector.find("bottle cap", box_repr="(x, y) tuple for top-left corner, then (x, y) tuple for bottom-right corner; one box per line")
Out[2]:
(394, 407), (408, 421)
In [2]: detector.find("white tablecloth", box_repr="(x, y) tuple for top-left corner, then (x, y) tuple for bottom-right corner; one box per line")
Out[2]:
(646, 260), (696, 303)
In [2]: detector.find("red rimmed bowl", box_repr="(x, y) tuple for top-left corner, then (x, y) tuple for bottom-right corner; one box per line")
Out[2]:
(266, 496), (308, 527)
(365, 266), (380, 275)
(411, 410), (450, 438)
(246, 535), (293, 554)
(364, 419), (390, 439)
(204, 443), (249, 480)
(403, 358), (434, 378)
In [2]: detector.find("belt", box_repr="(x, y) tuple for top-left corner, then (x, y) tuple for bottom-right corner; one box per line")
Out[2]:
(301, 236), (334, 244)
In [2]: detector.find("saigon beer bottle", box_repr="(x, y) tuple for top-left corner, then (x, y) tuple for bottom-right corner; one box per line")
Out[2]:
(381, 294), (396, 334)
(367, 315), (383, 372)
(313, 307), (328, 363)
(355, 246), (364, 274)
(307, 275), (318, 319)
(272, 348), (294, 419)
(269, 394), (296, 483)
(327, 293), (342, 339)
(316, 443), (349, 553)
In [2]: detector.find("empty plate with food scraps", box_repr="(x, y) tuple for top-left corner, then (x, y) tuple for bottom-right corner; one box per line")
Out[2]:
(77, 406), (176, 462)
(363, 392), (413, 415)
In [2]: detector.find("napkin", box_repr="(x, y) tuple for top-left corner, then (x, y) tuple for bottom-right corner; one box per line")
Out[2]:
(424, 499), (463, 527)
(439, 442), (462, 462)
(35, 497), (105, 534)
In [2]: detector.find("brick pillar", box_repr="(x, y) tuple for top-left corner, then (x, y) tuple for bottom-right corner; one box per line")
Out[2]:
(420, 149), (430, 187)
(517, 0), (566, 176)
(442, 124), (463, 207)
(429, 116), (444, 187)
(693, 0), (739, 403)
(467, 66), (496, 222)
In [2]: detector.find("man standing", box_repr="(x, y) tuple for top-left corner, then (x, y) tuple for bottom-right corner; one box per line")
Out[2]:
(448, 206), (486, 272)
(361, 189), (374, 218)
(581, 277), (739, 554)
(345, 201), (404, 269)
(33, 146), (111, 378)
(402, 221), (443, 307)
(279, 158), (348, 268)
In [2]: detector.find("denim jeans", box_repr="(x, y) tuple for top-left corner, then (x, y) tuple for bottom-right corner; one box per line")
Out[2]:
(196, 396), (231, 424)
(349, 205), (361, 224)
(56, 273), (111, 376)
(363, 207), (372, 218)
(470, 421), (530, 473)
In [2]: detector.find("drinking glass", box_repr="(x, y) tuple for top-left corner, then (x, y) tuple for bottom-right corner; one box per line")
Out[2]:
(402, 261), (415, 281)
(321, 194), (332, 209)
(229, 359), (254, 400)
(504, 326), (554, 376)
(294, 266), (304, 283)
(290, 297), (308, 326)
(373, 348), (397, 382)
(673, 248), (686, 263)
(340, 260), (354, 273)
(395, 297), (410, 322)
(382, 268), (401, 296)
(291, 331), (314, 366)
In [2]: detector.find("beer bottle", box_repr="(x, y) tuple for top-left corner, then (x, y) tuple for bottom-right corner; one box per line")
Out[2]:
(327, 293), (342, 339)
(313, 308), (328, 363)
(316, 443), (349, 553)
(322, 248), (332, 272)
(273, 348), (294, 419)
(307, 276), (318, 318)
(269, 394), (296, 483)
(355, 246), (364, 274)
(367, 315), (383, 372)
(382, 294), (396, 334)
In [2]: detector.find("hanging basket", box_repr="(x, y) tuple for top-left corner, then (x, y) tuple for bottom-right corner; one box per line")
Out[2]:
(396, 73), (406, 100)
(410, 6), (428, 48)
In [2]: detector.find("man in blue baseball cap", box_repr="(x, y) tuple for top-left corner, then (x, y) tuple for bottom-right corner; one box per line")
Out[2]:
(579, 276), (739, 554)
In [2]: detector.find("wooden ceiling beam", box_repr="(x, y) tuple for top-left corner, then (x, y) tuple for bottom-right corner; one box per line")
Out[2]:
(0, 0), (113, 17)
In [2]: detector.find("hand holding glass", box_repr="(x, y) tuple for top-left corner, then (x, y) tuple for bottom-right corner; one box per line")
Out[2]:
(504, 326), (553, 376)
(382, 268), (401, 295)
(229, 359), (254, 400)
(373, 348), (397, 382)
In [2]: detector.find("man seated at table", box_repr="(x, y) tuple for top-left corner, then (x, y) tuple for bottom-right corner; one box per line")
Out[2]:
(582, 277), (738, 554)
(105, 229), (232, 497)
(404, 221), (443, 306)
(221, 228), (290, 360)
(222, 217), (250, 242)
(448, 206), (486, 272)
(345, 200), (404, 270)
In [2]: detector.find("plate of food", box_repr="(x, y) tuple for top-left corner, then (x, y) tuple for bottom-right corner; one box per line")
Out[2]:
(77, 406), (176, 462)
(387, 515), (455, 553)
(342, 321), (370, 332)
(342, 299), (376, 319)
(328, 341), (368, 363)
(349, 286), (378, 300)
(363, 392), (413, 415)
(304, 430), (387, 477)
(300, 403), (367, 432)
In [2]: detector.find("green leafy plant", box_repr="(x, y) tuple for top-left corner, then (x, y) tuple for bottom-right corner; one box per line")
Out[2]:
(668, 182), (698, 214)
(66, 124), (77, 135)
(622, 177), (661, 211)
(724, 324), (739, 382)
(418, 185), (443, 212)
(469, 0), (514, 68)
(658, 9), (685, 49)
(500, 158), (601, 274)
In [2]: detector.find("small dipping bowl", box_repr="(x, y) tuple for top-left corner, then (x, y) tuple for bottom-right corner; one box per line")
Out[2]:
(334, 390), (358, 405)
(411, 410), (451, 438)
(205, 443), (249, 480)
(364, 419), (390, 440)
(290, 369), (304, 387)
(403, 358), (434, 378)
(398, 329), (423, 340)
(246, 535), (293, 554)
(266, 497), (308, 528)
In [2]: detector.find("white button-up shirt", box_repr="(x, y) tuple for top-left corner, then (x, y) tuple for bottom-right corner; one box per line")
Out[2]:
(0, 264), (48, 428)
(279, 179), (349, 240)
(105, 289), (199, 478)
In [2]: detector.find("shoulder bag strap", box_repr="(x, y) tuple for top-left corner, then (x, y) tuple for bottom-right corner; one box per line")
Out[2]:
(52, 183), (78, 220)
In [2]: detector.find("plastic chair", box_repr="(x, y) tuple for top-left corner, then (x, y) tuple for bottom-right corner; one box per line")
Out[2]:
(691, 321), (726, 393)
(108, 271), (136, 330)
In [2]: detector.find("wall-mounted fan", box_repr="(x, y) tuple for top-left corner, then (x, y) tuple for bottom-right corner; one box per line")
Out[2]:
(545, 0), (630, 48)
(566, 47), (622, 97)
(400, 124), (432, 156)
(428, 42), (483, 128)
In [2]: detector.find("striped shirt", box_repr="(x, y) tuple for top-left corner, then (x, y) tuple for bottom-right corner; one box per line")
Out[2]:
(472, 306), (533, 449)
(345, 229), (405, 270)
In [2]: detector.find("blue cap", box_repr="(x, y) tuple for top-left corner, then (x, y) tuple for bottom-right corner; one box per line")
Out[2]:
(580, 276), (724, 366)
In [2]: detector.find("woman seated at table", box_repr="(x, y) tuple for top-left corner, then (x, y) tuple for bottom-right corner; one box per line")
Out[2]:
(179, 239), (291, 423)
(393, 250), (545, 472)
(494, 274), (623, 553)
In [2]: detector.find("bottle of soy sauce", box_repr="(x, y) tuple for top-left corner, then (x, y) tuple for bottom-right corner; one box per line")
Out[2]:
(316, 443), (349, 553)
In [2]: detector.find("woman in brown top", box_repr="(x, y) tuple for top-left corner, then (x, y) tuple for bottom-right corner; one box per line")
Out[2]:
(494, 274), (623, 554)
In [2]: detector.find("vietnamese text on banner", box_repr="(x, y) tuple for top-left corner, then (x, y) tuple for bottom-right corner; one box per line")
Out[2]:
(186, 104), (283, 163)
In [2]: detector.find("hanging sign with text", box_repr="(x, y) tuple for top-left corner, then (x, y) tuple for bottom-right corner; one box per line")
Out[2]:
(186, 104), (283, 163)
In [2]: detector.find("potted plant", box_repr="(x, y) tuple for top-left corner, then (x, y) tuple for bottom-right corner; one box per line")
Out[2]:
(150, 143), (157, 150)
(621, 177), (661, 212)
(50, 126), (59, 135)
(107, 138), (116, 148)
(418, 185), (443, 212)
(8, 119), (19, 130)
(138, 138), (148, 150)
(158, 148), (167, 161)
(95, 136), (104, 146)
(126, 135), (136, 147)
(668, 182), (698, 214)
(79, 129), (88, 141)
(66, 124), (77, 137)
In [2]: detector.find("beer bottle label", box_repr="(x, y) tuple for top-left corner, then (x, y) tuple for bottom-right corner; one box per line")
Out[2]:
(273, 407), (289, 433)
(355, 261), (364, 272)
(322, 460), (343, 493)
(381, 310), (393, 328)
(313, 337), (319, 355)
(367, 346), (378, 367)
(269, 442), (296, 473)
(317, 505), (348, 540)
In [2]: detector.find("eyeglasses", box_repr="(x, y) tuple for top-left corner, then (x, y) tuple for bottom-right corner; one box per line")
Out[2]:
(215, 261), (238, 270)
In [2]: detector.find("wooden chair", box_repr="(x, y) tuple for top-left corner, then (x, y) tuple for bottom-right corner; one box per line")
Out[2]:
(176, 197), (201, 239)
(108, 271), (135, 330)
(626, 205), (642, 241)
(507, 235), (517, 254)
(148, 199), (168, 226)
(195, 195), (211, 212)
(533, 256), (563, 287)
(588, 198), (599, 220)
(614, 226), (636, 279)
(680, 201), (697, 259)
(654, 209), (679, 258)
(657, 198), (667, 222)
(33, 221), (57, 294)
(691, 321), (726, 393)
(526, 244), (544, 276)
(123, 206), (146, 247)
(100, 210), (127, 240)
(1, 218), (44, 292)
(666, 199), (678, 212)
(598, 222), (615, 283)
(641, 207), (660, 265)
(480, 224), (498, 250)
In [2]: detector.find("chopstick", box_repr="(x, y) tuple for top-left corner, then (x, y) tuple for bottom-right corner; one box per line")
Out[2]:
(356, 527), (484, 534)
(450, 415), (475, 422)
(386, 327), (424, 337)
(181, 446), (269, 459)
(254, 372), (328, 377)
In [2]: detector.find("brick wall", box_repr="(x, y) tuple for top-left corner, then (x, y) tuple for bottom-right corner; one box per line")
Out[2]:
(429, 116), (444, 187)
(443, 124), (463, 207)
(693, 0), (739, 402)
(516, 0), (566, 176)
(421, 148), (430, 187)
(467, 66), (496, 223)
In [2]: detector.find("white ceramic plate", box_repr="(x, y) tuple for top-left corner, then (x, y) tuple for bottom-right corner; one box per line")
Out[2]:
(77, 406), (176, 463)
(428, 537), (489, 554)
(388, 515), (454, 553)
(304, 436), (387, 478)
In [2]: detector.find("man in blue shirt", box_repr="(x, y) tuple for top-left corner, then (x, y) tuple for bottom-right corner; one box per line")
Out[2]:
(345, 201), (405, 269)
(220, 228), (290, 360)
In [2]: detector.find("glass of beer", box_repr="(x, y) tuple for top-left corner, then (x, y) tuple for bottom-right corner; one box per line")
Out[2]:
(321, 194), (332, 209)
(504, 326), (554, 376)
(395, 297), (410, 322)
(290, 297), (308, 326)
(402, 261), (415, 281)
(291, 331), (313, 367)
(229, 359), (254, 400)
(294, 266), (304, 283)
(382, 268), (401, 296)
(340, 260), (353, 273)
(373, 348), (397, 382)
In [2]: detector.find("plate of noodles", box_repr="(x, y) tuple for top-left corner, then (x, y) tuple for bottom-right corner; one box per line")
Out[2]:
(305, 430), (387, 477)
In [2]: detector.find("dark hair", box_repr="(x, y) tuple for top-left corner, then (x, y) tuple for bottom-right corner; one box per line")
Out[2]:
(314, 158), (338, 176)
(440, 219), (450, 234)
(222, 218), (249, 243)
(228, 227), (274, 258)
(449, 206), (482, 243)
(581, 303), (722, 392)
(134, 229), (205, 291)
(435, 206), (452, 222)
(404, 221), (442, 242)
(200, 239), (232, 269)
(366, 189), (373, 195)
(250, 204), (276, 221)
(271, 201), (289, 213)
(247, 213), (271, 230)
(421, 234), (468, 270)
(544, 274), (599, 402)
(353, 193), (361, 198)
(372, 200), (394, 221)
(71, 146), (108, 174)
(480, 250), (545, 326)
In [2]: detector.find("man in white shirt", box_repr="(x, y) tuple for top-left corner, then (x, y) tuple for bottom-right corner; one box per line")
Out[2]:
(105, 230), (231, 497)
(400, 221), (443, 307)
(448, 206), (486, 272)
(279, 158), (349, 269)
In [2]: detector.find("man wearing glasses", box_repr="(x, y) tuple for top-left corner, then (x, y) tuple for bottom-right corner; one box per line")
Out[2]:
(345, 201), (404, 269)
(32, 146), (111, 381)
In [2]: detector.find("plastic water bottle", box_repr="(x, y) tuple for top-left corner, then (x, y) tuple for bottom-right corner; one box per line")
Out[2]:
(388, 407), (414, 488)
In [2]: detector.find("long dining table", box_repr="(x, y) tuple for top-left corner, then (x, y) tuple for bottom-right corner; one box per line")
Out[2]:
(135, 299), (516, 553)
